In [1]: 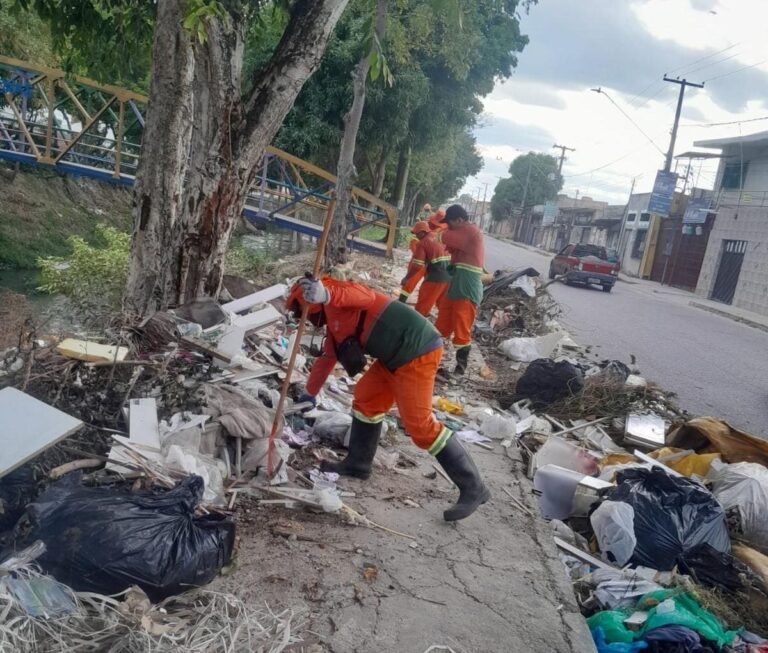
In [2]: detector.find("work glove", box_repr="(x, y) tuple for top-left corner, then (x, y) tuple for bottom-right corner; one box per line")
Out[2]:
(298, 392), (317, 410)
(298, 277), (330, 304)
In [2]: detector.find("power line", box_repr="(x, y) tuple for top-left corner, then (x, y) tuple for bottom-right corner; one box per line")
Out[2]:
(703, 57), (768, 82)
(591, 88), (666, 156)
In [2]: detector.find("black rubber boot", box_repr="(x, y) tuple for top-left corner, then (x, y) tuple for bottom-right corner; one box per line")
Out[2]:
(435, 434), (491, 521)
(453, 345), (470, 376)
(320, 417), (382, 480)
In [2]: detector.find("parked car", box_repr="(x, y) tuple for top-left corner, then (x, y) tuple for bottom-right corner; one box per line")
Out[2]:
(548, 243), (619, 292)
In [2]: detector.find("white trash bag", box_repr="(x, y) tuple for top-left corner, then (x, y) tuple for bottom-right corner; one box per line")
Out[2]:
(590, 500), (637, 566)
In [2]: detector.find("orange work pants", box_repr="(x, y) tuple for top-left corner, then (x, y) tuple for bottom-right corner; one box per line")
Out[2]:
(352, 348), (452, 454)
(414, 281), (448, 317)
(435, 297), (477, 347)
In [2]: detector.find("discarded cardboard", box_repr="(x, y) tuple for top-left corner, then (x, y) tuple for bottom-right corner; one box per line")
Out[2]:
(668, 417), (768, 467)
(220, 284), (287, 314)
(56, 338), (129, 363)
(0, 387), (83, 479)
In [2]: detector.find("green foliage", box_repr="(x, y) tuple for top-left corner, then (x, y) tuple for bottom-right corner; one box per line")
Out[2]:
(225, 243), (270, 279)
(0, 0), (56, 64)
(37, 224), (130, 314)
(183, 0), (225, 44)
(491, 152), (563, 221)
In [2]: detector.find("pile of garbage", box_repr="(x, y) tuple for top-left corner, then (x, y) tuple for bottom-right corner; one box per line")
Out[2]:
(0, 273), (405, 649)
(474, 268), (562, 348)
(506, 395), (768, 649)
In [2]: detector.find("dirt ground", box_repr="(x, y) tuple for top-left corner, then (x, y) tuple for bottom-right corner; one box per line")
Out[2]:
(213, 364), (595, 653)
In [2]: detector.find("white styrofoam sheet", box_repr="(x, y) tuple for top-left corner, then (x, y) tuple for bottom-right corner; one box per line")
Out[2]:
(0, 387), (83, 478)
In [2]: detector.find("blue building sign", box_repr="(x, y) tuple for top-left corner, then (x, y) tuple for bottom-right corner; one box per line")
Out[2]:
(648, 170), (677, 217)
(683, 197), (711, 224)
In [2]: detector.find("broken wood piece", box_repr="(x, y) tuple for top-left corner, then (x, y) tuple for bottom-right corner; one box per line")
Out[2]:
(220, 283), (287, 314)
(49, 458), (103, 479)
(56, 338), (129, 363)
(550, 417), (609, 438)
(472, 441), (494, 451)
(502, 486), (535, 517)
(228, 489), (238, 510)
(0, 387), (83, 479)
(554, 536), (614, 570)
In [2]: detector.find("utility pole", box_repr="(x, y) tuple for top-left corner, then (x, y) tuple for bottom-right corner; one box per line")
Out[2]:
(552, 143), (575, 175)
(616, 177), (636, 270)
(479, 182), (489, 230)
(662, 76), (704, 172)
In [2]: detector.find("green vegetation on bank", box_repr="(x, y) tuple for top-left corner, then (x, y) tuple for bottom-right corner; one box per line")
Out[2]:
(0, 166), (132, 269)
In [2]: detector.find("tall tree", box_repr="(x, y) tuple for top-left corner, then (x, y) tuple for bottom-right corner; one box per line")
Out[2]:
(326, 0), (389, 266)
(23, 0), (350, 318)
(490, 152), (562, 221)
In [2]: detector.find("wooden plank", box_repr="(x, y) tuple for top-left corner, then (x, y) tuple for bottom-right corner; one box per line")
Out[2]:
(553, 536), (614, 570)
(56, 338), (129, 363)
(220, 284), (287, 314)
(0, 388), (83, 479)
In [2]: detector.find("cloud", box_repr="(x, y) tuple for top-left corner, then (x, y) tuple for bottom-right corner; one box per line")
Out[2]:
(492, 80), (567, 111)
(513, 0), (768, 113)
(474, 116), (556, 154)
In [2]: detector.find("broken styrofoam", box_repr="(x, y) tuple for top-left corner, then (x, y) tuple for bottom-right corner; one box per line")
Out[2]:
(0, 388), (83, 479)
(625, 374), (647, 389)
(479, 414), (516, 440)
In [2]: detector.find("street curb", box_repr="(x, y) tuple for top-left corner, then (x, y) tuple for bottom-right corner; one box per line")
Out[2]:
(689, 301), (768, 333)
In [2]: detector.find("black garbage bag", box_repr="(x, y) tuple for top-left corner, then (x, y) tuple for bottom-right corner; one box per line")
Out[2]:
(605, 468), (730, 571)
(512, 358), (584, 408)
(677, 543), (756, 594)
(0, 466), (40, 533)
(27, 474), (235, 601)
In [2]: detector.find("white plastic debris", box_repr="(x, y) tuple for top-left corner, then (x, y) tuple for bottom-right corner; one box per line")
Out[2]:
(498, 332), (563, 362)
(709, 461), (768, 553)
(479, 414), (516, 440)
(509, 274), (536, 297)
(163, 444), (226, 505)
(590, 500), (637, 567)
(625, 374), (647, 389)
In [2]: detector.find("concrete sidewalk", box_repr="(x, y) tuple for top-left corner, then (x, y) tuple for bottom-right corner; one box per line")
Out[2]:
(494, 236), (768, 333)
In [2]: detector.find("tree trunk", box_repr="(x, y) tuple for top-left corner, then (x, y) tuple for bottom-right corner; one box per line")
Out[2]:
(124, 0), (350, 318)
(393, 140), (411, 212)
(325, 0), (387, 267)
(372, 145), (389, 197)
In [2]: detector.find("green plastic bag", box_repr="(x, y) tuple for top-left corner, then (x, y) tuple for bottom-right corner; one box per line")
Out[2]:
(586, 611), (634, 644)
(637, 590), (741, 646)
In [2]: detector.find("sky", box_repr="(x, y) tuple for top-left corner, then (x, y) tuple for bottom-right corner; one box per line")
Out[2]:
(461, 0), (768, 205)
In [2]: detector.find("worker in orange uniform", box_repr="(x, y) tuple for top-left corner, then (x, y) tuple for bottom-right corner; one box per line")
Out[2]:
(435, 204), (485, 376)
(398, 221), (451, 316)
(287, 275), (490, 521)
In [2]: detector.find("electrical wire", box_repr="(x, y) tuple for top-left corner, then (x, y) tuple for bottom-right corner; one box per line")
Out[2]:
(593, 89), (666, 156)
(680, 115), (768, 128)
(703, 57), (768, 82)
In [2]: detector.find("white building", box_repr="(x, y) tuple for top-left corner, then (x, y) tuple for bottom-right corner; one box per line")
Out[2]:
(693, 130), (768, 317)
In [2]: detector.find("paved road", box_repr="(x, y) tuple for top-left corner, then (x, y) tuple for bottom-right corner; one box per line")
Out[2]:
(484, 236), (768, 438)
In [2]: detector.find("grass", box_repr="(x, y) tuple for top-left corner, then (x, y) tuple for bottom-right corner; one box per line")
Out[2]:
(0, 166), (132, 269)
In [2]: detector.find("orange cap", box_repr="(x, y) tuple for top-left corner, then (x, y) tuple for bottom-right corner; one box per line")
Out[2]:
(411, 221), (430, 235)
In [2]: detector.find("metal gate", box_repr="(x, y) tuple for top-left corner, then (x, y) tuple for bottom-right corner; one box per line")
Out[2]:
(711, 239), (747, 304)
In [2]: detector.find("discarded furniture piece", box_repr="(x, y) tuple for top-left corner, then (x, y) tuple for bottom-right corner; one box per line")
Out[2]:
(0, 388), (83, 479)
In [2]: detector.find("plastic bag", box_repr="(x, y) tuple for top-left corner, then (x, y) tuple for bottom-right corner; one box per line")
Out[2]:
(709, 462), (768, 553)
(591, 501), (637, 566)
(637, 590), (740, 646)
(28, 474), (235, 601)
(647, 447), (720, 478)
(604, 468), (730, 570)
(513, 358), (584, 408)
(479, 413), (516, 440)
(498, 333), (562, 363)
(677, 543), (756, 594)
(591, 628), (648, 653)
(587, 612), (635, 644)
(311, 411), (353, 445)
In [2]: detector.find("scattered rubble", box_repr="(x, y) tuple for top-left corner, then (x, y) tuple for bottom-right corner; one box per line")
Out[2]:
(0, 255), (766, 651)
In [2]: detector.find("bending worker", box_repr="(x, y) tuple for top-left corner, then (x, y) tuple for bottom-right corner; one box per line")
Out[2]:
(435, 204), (485, 376)
(288, 274), (490, 521)
(398, 221), (451, 316)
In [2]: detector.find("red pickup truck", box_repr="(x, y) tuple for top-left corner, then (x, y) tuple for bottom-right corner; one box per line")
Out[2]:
(548, 244), (619, 293)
